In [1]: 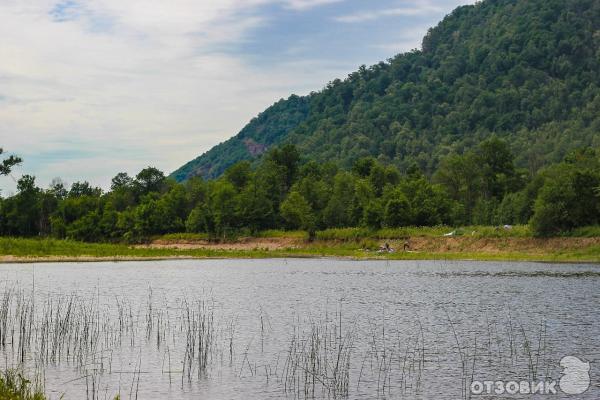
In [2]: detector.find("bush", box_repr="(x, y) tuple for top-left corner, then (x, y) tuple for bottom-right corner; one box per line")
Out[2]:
(531, 168), (600, 236)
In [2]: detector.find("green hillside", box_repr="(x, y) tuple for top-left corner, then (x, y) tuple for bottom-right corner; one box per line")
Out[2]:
(172, 95), (310, 181)
(172, 0), (600, 181)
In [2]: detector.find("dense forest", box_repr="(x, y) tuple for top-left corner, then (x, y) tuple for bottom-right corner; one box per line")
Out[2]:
(172, 0), (600, 181)
(1, 142), (599, 241)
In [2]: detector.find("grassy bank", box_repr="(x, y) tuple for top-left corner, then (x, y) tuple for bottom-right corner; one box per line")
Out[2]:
(0, 229), (599, 263)
(315, 225), (533, 240)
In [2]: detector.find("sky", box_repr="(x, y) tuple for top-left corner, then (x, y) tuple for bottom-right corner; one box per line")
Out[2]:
(0, 0), (474, 195)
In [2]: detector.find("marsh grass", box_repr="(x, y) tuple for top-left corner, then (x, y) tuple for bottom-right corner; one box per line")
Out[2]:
(181, 299), (215, 382)
(0, 278), (565, 400)
(0, 369), (45, 400)
(283, 308), (355, 399)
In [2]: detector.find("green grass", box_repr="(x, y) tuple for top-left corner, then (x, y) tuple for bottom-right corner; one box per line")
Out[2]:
(156, 230), (307, 242)
(316, 225), (533, 241)
(256, 230), (307, 239)
(562, 225), (600, 237)
(155, 232), (209, 241)
(0, 369), (45, 400)
(0, 369), (122, 400)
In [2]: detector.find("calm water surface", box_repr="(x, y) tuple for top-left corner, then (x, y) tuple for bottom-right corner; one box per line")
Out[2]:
(0, 259), (598, 399)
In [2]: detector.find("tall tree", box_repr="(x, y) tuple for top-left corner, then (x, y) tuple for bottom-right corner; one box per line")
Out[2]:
(0, 148), (22, 177)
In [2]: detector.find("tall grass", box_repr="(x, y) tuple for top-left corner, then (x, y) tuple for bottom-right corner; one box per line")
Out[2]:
(155, 233), (209, 241)
(283, 308), (355, 398)
(0, 279), (570, 400)
(182, 299), (215, 382)
(256, 230), (307, 239)
(562, 225), (600, 237)
(316, 225), (533, 240)
(0, 369), (45, 400)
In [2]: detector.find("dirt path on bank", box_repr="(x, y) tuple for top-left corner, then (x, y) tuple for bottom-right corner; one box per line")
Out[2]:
(139, 236), (599, 255)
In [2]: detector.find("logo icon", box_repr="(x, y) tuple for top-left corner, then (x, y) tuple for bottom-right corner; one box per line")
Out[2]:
(559, 356), (590, 395)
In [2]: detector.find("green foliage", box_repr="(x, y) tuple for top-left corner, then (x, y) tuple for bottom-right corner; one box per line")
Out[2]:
(399, 175), (458, 226)
(495, 192), (528, 225)
(236, 178), (274, 233)
(66, 211), (102, 242)
(0, 148), (22, 177)
(69, 181), (102, 198)
(133, 196), (185, 237)
(135, 167), (166, 196)
(383, 195), (411, 228)
(185, 207), (205, 234)
(531, 157), (600, 236)
(0, 369), (46, 400)
(224, 161), (251, 190)
(2, 144), (598, 241)
(323, 172), (357, 228)
(362, 201), (383, 230)
(434, 137), (524, 223)
(280, 191), (314, 231)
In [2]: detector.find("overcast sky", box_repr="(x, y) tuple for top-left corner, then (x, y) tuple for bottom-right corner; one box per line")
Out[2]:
(0, 0), (473, 195)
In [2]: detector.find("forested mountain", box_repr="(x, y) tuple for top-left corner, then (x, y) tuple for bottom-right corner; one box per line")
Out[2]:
(172, 0), (600, 181)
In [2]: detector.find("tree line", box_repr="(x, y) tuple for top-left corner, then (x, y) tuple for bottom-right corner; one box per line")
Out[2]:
(1, 141), (598, 242)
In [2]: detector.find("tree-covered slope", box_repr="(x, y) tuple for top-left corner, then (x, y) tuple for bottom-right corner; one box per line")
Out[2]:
(172, 95), (310, 181)
(172, 0), (600, 181)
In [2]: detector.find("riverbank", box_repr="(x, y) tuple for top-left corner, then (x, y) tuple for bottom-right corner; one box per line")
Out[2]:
(1, 228), (599, 263)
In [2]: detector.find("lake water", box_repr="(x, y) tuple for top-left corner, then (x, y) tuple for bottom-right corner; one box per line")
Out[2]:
(0, 259), (597, 399)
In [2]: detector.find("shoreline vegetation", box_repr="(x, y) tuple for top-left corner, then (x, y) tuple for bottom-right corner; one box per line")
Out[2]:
(1, 226), (599, 264)
(0, 369), (45, 400)
(1, 145), (599, 263)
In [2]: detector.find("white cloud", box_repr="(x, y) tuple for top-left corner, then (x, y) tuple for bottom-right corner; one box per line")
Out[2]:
(283, 0), (343, 10)
(335, 3), (444, 23)
(369, 24), (435, 53)
(0, 0), (350, 192)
